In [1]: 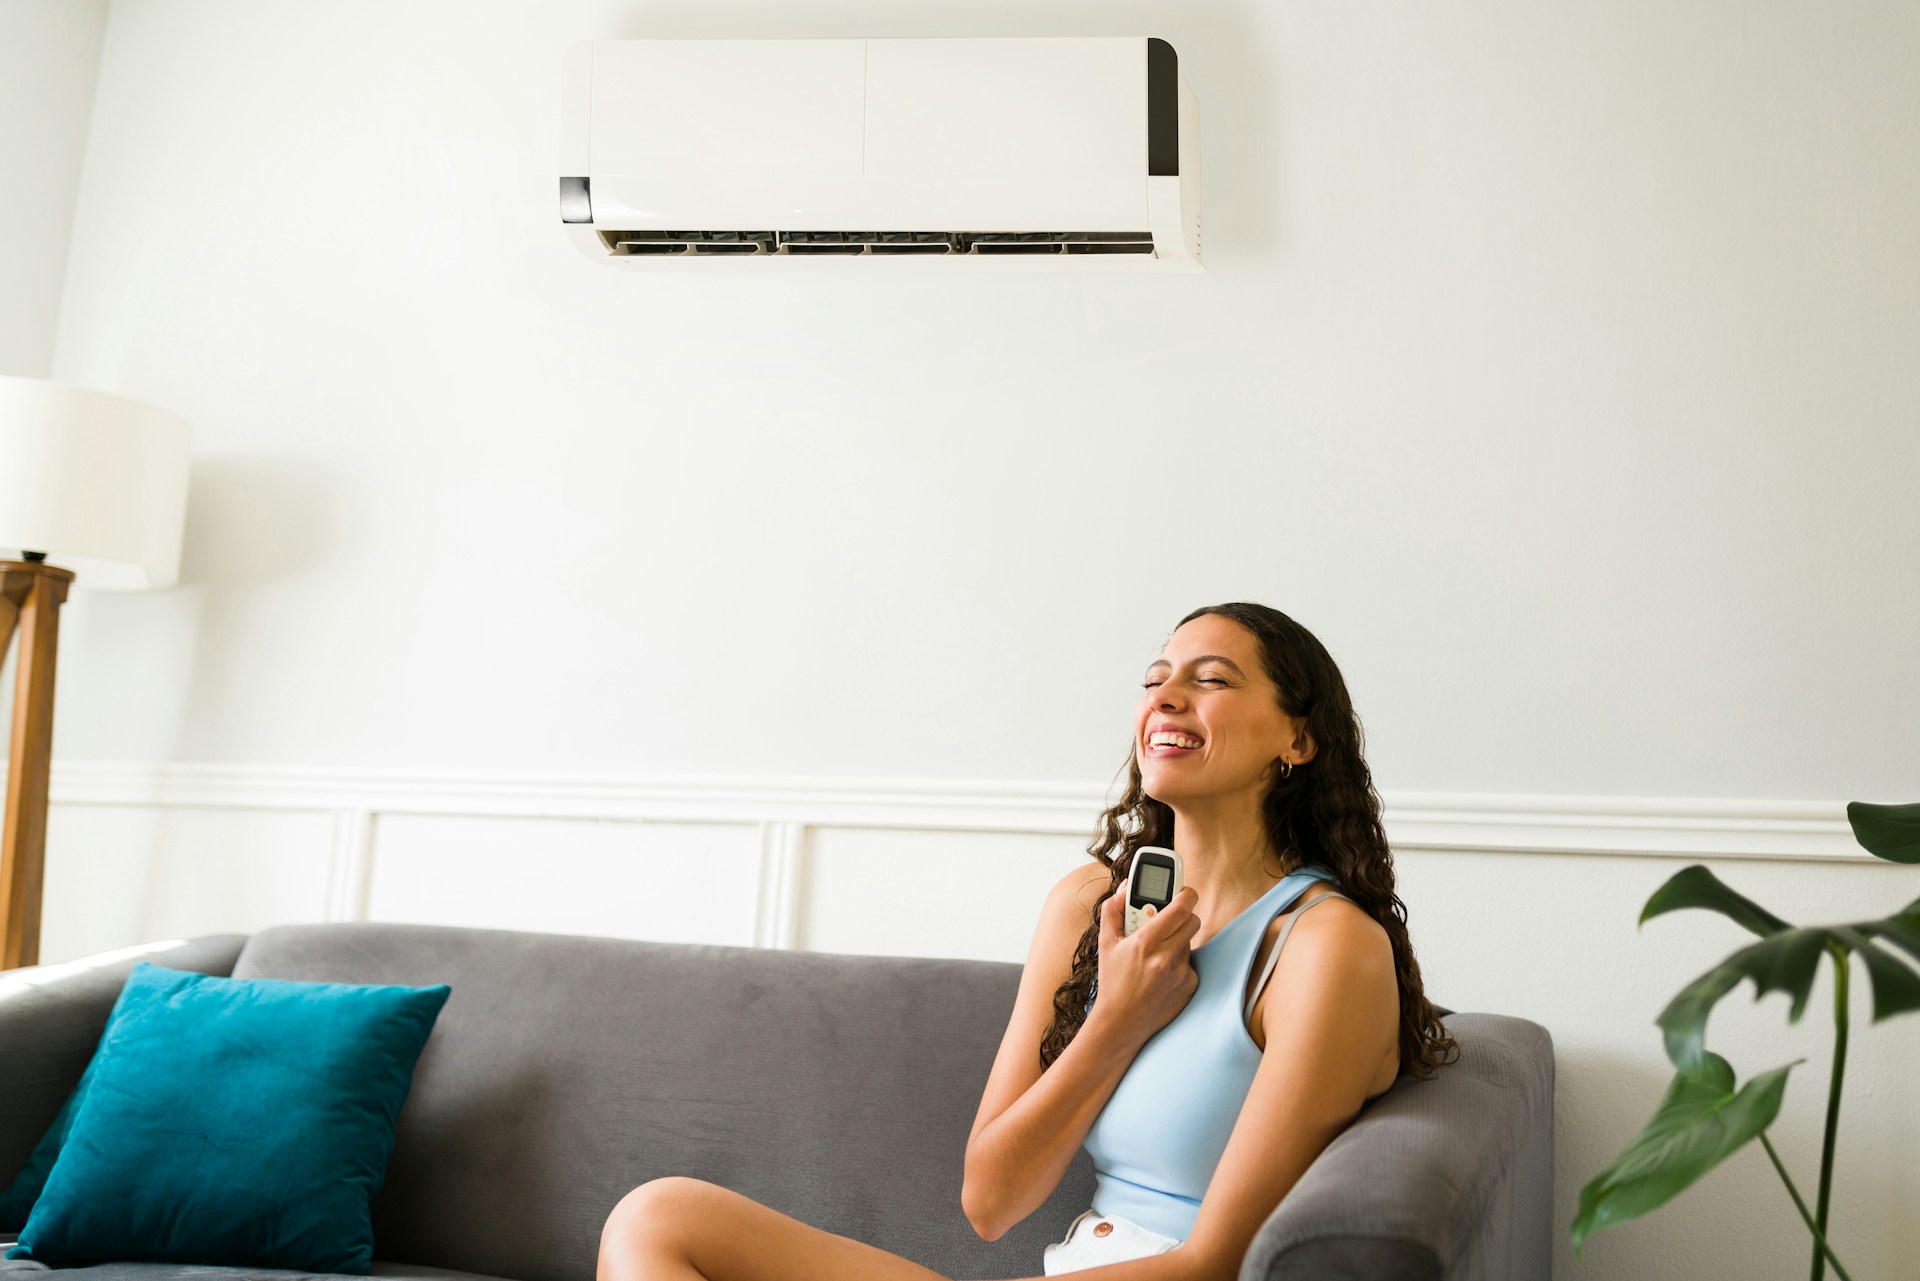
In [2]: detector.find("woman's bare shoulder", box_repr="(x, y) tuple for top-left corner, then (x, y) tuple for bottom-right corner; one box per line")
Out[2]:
(1051, 861), (1114, 913)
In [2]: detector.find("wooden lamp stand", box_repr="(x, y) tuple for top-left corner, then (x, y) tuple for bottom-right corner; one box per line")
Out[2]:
(0, 555), (75, 970)
(0, 373), (192, 971)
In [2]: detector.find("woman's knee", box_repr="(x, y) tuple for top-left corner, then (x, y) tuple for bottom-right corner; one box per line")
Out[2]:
(599, 1179), (714, 1281)
(603, 1176), (713, 1248)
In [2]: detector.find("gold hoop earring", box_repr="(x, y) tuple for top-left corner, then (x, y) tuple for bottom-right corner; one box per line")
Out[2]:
(1279, 759), (1293, 779)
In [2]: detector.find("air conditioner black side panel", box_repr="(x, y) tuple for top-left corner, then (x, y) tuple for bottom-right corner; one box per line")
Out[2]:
(1147, 38), (1178, 177)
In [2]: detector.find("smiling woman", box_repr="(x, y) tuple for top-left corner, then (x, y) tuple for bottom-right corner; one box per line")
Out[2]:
(596, 603), (1457, 1281)
(1001, 603), (1458, 1272)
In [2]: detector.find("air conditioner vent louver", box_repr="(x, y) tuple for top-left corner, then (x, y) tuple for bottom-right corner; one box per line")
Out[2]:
(601, 230), (1156, 257)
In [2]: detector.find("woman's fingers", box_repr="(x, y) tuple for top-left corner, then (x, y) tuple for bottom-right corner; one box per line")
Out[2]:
(1099, 886), (1123, 948)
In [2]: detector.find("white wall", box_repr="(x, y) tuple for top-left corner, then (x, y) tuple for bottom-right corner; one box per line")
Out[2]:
(0, 0), (109, 377)
(16, 0), (1920, 1278)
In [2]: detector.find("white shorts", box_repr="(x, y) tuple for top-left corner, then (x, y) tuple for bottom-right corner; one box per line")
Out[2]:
(1041, 1208), (1182, 1275)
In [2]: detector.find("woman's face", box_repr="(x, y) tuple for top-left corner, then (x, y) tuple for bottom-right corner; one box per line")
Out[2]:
(1134, 614), (1313, 808)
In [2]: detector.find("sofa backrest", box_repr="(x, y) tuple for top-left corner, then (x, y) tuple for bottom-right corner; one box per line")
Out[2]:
(232, 921), (1091, 1281)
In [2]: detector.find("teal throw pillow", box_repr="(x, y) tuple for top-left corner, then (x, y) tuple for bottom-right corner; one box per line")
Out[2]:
(5, 961), (450, 1273)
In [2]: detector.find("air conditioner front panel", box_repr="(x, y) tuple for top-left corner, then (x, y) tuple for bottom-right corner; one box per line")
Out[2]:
(587, 173), (1148, 232)
(863, 38), (1144, 177)
(589, 39), (866, 178)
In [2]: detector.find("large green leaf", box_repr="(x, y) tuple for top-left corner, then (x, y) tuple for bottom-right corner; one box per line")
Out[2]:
(1641, 865), (1793, 937)
(1642, 871), (1920, 1082)
(1847, 800), (1920, 863)
(1656, 929), (1829, 1080)
(1854, 907), (1920, 965)
(1572, 1052), (1797, 1258)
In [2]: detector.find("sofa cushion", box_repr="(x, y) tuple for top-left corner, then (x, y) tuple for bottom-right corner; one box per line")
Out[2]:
(7, 964), (449, 1274)
(0, 1258), (513, 1281)
(0, 935), (249, 1226)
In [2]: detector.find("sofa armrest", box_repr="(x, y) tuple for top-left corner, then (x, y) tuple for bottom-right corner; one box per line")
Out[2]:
(1238, 1013), (1555, 1281)
(0, 935), (250, 1185)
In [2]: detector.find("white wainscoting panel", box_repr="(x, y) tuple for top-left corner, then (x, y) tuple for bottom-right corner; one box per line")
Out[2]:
(803, 827), (1091, 962)
(43, 801), (335, 962)
(42, 803), (167, 961)
(364, 814), (763, 946)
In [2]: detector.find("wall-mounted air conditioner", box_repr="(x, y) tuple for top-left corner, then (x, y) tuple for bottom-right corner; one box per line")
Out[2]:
(559, 37), (1202, 270)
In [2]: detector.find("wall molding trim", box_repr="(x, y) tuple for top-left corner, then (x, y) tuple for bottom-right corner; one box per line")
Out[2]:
(34, 760), (1876, 864)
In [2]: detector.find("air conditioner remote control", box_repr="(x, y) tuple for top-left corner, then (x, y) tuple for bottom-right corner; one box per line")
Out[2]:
(1123, 846), (1183, 936)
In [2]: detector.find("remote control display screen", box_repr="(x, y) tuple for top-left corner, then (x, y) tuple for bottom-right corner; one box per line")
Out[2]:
(1138, 865), (1171, 902)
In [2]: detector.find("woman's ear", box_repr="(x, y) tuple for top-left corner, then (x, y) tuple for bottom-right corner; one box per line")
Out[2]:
(1291, 725), (1317, 765)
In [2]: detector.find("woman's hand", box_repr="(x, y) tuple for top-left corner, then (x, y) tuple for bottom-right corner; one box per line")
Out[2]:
(1091, 884), (1202, 1049)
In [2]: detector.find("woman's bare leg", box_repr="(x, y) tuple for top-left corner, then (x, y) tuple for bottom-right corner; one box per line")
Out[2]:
(598, 1177), (960, 1281)
(599, 1232), (701, 1281)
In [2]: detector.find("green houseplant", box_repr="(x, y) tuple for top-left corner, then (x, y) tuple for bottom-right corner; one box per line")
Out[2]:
(1571, 800), (1920, 1280)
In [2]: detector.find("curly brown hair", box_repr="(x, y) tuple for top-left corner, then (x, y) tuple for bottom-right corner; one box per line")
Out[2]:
(1037, 602), (1458, 1082)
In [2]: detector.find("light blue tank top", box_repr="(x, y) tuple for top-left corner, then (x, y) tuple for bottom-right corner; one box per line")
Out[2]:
(1080, 863), (1345, 1243)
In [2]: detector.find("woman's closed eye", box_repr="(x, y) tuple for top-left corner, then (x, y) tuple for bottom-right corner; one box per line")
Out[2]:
(1141, 678), (1225, 689)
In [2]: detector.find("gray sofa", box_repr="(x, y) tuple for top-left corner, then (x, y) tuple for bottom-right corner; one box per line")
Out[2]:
(0, 923), (1554, 1280)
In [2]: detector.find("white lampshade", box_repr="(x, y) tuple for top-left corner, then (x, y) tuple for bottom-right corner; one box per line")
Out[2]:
(0, 374), (191, 591)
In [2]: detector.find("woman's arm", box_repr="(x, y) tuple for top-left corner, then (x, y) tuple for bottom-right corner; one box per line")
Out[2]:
(965, 1005), (1149, 1241)
(962, 866), (1146, 1242)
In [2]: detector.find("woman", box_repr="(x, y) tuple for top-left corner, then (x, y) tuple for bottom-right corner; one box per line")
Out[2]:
(597, 603), (1457, 1280)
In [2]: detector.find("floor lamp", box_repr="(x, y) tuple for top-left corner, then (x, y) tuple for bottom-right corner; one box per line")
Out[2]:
(0, 375), (190, 971)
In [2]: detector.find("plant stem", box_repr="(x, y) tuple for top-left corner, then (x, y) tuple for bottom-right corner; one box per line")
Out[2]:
(1760, 1133), (1853, 1281)
(1811, 942), (1850, 1281)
